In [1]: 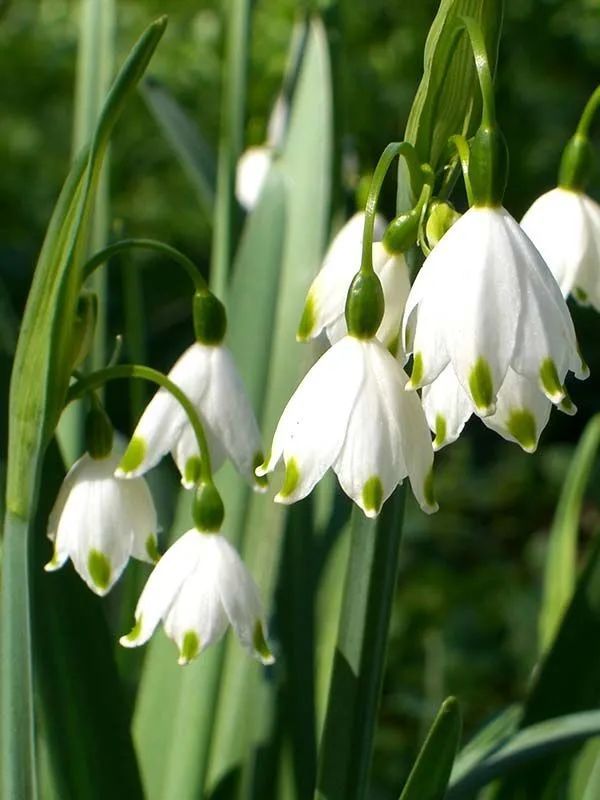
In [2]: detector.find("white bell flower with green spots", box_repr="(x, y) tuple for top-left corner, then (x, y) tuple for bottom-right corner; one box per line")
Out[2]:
(257, 335), (437, 517)
(403, 206), (588, 434)
(116, 343), (265, 492)
(45, 448), (158, 596)
(297, 213), (410, 350)
(120, 528), (274, 666)
(521, 187), (600, 310)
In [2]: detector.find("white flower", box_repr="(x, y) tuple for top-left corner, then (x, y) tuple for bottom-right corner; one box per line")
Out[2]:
(235, 146), (273, 211)
(258, 335), (437, 517)
(297, 213), (410, 351)
(521, 187), (600, 310)
(120, 529), (274, 666)
(116, 343), (265, 492)
(403, 206), (588, 433)
(45, 448), (158, 596)
(422, 365), (571, 453)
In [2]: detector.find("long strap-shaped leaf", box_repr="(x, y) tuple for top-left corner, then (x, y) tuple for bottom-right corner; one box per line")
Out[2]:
(1, 18), (166, 800)
(399, 697), (462, 800)
(538, 413), (600, 654)
(315, 489), (406, 800)
(447, 710), (600, 797)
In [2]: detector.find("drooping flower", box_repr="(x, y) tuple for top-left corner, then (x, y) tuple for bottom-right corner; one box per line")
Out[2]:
(120, 528), (274, 666)
(258, 335), (437, 517)
(403, 206), (588, 442)
(297, 212), (410, 350)
(45, 448), (159, 596)
(116, 342), (265, 491)
(521, 187), (600, 310)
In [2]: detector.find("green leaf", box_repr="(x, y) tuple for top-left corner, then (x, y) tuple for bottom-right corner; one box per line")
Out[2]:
(450, 705), (520, 787)
(315, 489), (406, 800)
(399, 697), (462, 800)
(32, 443), (143, 799)
(446, 711), (600, 797)
(141, 78), (216, 216)
(538, 413), (600, 654)
(1, 18), (166, 799)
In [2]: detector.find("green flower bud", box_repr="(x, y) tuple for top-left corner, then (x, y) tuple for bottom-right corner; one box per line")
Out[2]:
(558, 133), (594, 192)
(345, 271), (384, 339)
(382, 211), (420, 254)
(425, 200), (460, 249)
(193, 290), (227, 345)
(192, 481), (225, 532)
(468, 125), (509, 207)
(85, 403), (113, 460)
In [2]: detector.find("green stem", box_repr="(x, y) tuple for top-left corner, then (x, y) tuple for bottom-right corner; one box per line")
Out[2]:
(460, 16), (496, 128)
(66, 363), (214, 483)
(449, 134), (474, 205)
(576, 85), (600, 138)
(315, 487), (406, 800)
(83, 238), (207, 291)
(361, 142), (421, 273)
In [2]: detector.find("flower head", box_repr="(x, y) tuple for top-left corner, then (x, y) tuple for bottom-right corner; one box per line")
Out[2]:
(258, 335), (437, 517)
(45, 448), (158, 595)
(521, 187), (600, 310)
(297, 213), (409, 350)
(116, 342), (265, 492)
(403, 206), (587, 435)
(120, 528), (274, 666)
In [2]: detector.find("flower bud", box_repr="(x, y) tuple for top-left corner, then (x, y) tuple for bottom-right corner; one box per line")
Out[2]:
(344, 271), (385, 339)
(382, 211), (420, 254)
(193, 290), (227, 345)
(192, 481), (225, 532)
(425, 200), (460, 249)
(468, 125), (509, 207)
(558, 133), (594, 192)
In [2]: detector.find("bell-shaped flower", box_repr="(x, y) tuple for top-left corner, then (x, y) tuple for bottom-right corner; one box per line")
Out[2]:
(422, 364), (572, 453)
(403, 206), (588, 427)
(120, 528), (274, 666)
(297, 213), (410, 351)
(116, 342), (265, 492)
(45, 448), (158, 596)
(521, 187), (600, 310)
(257, 335), (437, 517)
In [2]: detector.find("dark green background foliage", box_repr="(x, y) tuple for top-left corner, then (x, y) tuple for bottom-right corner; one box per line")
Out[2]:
(2, 1), (600, 796)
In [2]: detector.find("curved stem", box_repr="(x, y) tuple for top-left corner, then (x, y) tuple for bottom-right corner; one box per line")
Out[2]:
(449, 134), (474, 205)
(576, 85), (600, 138)
(66, 363), (214, 483)
(361, 141), (422, 273)
(460, 16), (496, 128)
(82, 238), (208, 291)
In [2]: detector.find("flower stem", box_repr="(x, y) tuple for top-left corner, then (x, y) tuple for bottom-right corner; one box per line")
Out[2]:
(360, 141), (422, 273)
(460, 16), (496, 128)
(576, 85), (600, 138)
(66, 363), (214, 483)
(82, 238), (208, 291)
(449, 134), (474, 205)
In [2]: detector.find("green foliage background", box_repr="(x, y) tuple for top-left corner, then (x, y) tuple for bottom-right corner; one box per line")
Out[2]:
(2, 0), (600, 796)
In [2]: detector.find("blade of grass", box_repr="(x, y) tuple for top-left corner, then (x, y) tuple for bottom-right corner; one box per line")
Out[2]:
(538, 413), (600, 654)
(315, 488), (406, 800)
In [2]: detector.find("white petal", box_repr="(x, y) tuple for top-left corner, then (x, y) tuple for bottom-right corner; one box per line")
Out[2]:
(521, 187), (587, 296)
(116, 344), (211, 479)
(172, 422), (226, 489)
(333, 341), (407, 517)
(374, 245), (411, 352)
(174, 347), (264, 490)
(236, 146), (272, 210)
(47, 452), (88, 542)
(575, 194), (600, 310)
(213, 535), (273, 663)
(262, 336), (365, 504)
(483, 368), (551, 452)
(442, 208), (522, 413)
(421, 365), (472, 450)
(120, 476), (160, 563)
(299, 212), (386, 343)
(120, 529), (203, 649)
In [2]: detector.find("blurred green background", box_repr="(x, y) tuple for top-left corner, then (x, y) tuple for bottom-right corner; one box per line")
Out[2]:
(2, 0), (600, 796)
